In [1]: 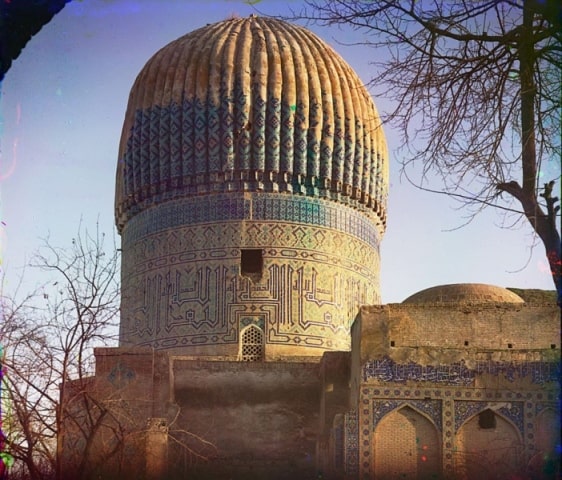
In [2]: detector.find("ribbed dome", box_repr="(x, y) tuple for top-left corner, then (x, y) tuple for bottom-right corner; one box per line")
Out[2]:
(115, 15), (388, 231)
(403, 284), (525, 304)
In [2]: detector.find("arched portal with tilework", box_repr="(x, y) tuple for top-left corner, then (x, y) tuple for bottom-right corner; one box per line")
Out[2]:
(373, 406), (441, 479)
(455, 410), (522, 479)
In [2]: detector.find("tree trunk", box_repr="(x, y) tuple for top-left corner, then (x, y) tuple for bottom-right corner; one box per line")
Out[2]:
(506, 184), (562, 304)
(498, 2), (562, 304)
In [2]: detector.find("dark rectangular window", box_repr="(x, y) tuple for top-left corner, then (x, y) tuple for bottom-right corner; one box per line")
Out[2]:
(478, 409), (496, 429)
(241, 249), (263, 276)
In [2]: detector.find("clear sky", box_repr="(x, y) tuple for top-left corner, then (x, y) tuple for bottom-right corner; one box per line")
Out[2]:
(0, 0), (558, 304)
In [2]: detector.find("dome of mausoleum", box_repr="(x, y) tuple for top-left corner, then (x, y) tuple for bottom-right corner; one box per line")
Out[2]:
(403, 284), (525, 304)
(115, 15), (388, 231)
(116, 16), (388, 357)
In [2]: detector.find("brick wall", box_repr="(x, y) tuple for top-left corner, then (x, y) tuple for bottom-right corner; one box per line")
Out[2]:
(373, 406), (440, 478)
(368, 303), (557, 350)
(171, 359), (321, 479)
(356, 303), (559, 365)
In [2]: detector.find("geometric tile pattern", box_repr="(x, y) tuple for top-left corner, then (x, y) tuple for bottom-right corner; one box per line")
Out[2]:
(362, 356), (560, 385)
(114, 15), (389, 359)
(344, 410), (358, 476)
(107, 361), (136, 389)
(122, 193), (382, 251)
(454, 400), (524, 434)
(119, 196), (381, 355)
(372, 399), (443, 432)
(355, 386), (560, 480)
(115, 17), (388, 231)
(535, 402), (558, 415)
(334, 422), (344, 470)
(118, 97), (387, 229)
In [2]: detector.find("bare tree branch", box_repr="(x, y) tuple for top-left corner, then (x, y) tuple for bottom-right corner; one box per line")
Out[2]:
(293, 0), (561, 302)
(1, 223), (119, 479)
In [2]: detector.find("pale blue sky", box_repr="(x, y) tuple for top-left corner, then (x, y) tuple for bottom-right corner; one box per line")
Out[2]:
(0, 0), (558, 304)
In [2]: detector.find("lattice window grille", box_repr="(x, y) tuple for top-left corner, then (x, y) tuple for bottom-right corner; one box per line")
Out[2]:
(241, 325), (264, 362)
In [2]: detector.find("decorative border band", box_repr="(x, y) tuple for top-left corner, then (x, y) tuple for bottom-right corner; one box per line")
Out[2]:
(122, 192), (382, 250)
(363, 356), (560, 386)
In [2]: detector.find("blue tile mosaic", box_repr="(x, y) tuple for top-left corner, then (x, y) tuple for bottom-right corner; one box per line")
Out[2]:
(362, 356), (560, 386)
(454, 400), (524, 435)
(344, 410), (358, 476)
(372, 399), (442, 431)
(123, 193), (381, 251)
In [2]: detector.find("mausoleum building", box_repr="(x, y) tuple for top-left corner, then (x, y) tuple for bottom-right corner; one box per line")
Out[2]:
(60, 16), (560, 480)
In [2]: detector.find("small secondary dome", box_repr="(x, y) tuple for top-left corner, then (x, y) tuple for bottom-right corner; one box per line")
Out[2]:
(403, 284), (525, 304)
(115, 16), (388, 231)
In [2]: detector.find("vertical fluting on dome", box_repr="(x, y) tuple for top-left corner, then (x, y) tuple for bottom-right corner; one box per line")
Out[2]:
(115, 16), (388, 231)
(115, 16), (389, 358)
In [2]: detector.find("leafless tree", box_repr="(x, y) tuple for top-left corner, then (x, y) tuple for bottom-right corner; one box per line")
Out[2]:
(1, 224), (215, 479)
(1, 289), (56, 479)
(0, 224), (120, 479)
(294, 0), (561, 300)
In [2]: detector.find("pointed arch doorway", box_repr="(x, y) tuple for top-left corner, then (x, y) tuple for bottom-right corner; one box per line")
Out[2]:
(373, 406), (441, 479)
(455, 409), (522, 479)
